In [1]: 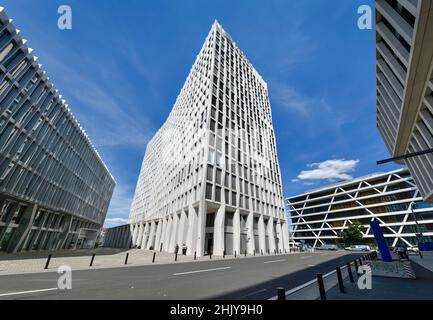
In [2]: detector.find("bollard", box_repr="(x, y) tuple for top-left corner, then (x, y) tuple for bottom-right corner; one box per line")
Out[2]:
(194, 251), (197, 260)
(210, 253), (212, 259)
(274, 249), (276, 254)
(285, 249), (287, 254)
(223, 250), (225, 258)
(235, 251), (237, 258)
(152, 252), (156, 263)
(261, 250), (263, 256)
(316, 273), (327, 300)
(277, 287), (286, 300)
(125, 253), (129, 265)
(160, 243), (163, 252)
(280, 249), (282, 254)
(336, 267), (345, 293)
(347, 262), (354, 283)
(354, 260), (359, 275)
(175, 252), (178, 262)
(245, 250), (247, 257)
(90, 253), (95, 267)
(254, 251), (255, 256)
(44, 254), (52, 270)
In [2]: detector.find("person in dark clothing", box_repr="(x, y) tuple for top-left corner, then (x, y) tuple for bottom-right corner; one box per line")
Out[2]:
(397, 243), (409, 260)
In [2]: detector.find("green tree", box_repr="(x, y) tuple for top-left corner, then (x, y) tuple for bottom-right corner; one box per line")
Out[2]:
(338, 223), (364, 246)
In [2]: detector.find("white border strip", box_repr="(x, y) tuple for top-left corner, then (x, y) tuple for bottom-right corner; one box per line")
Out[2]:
(173, 266), (232, 275)
(0, 288), (58, 297)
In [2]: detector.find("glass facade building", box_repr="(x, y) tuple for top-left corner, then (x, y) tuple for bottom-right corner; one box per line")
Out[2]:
(0, 8), (115, 253)
(375, 0), (433, 202)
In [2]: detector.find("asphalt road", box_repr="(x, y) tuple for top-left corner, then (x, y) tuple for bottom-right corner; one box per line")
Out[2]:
(0, 251), (361, 300)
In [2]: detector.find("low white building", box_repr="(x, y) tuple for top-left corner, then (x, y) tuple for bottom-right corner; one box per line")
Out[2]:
(287, 168), (433, 248)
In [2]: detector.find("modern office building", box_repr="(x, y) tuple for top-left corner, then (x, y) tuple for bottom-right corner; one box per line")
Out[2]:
(128, 21), (289, 257)
(0, 7), (115, 253)
(375, 0), (433, 202)
(287, 168), (433, 248)
(104, 224), (132, 249)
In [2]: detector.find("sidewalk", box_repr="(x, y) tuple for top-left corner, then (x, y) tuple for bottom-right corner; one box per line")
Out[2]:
(0, 248), (298, 276)
(324, 252), (433, 300)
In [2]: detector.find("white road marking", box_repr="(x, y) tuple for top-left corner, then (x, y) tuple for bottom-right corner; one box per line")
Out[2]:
(0, 288), (58, 297)
(238, 288), (267, 299)
(264, 259), (286, 264)
(173, 266), (232, 276)
(300, 255), (313, 259)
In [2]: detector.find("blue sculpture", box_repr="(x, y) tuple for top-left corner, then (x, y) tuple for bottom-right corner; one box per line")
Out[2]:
(370, 219), (392, 262)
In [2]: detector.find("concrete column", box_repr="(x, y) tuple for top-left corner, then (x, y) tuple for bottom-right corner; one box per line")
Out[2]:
(246, 211), (255, 254)
(233, 209), (241, 255)
(195, 201), (207, 257)
(147, 221), (156, 250)
(213, 205), (225, 256)
(177, 209), (187, 246)
(141, 222), (150, 249)
(158, 218), (167, 251)
(282, 221), (289, 251)
(258, 215), (266, 253)
(136, 223), (144, 248)
(276, 220), (284, 252)
(131, 224), (138, 246)
(163, 216), (173, 252)
(186, 205), (198, 256)
(169, 213), (180, 252)
(267, 216), (276, 253)
(154, 220), (162, 250)
(6, 204), (38, 253)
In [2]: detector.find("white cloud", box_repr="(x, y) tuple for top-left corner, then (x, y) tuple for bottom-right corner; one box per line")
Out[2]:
(274, 85), (330, 119)
(104, 218), (129, 228)
(297, 159), (360, 181)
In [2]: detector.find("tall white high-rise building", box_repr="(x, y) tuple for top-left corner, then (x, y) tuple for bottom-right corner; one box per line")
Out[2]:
(128, 21), (288, 257)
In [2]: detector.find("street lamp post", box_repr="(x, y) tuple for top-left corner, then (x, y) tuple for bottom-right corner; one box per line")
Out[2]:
(409, 201), (423, 259)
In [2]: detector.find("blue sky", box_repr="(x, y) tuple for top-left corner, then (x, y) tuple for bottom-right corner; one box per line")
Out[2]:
(3, 0), (402, 227)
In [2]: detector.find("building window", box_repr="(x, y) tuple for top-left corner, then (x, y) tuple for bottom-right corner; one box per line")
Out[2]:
(206, 183), (213, 200)
(215, 187), (221, 202)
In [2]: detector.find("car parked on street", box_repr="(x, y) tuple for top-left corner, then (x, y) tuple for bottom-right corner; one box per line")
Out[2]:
(317, 244), (339, 250)
(345, 245), (371, 251)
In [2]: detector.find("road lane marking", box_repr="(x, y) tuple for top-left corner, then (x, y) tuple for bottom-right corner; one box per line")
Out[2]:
(173, 266), (232, 276)
(300, 255), (313, 259)
(0, 288), (58, 297)
(238, 288), (267, 299)
(264, 259), (286, 264)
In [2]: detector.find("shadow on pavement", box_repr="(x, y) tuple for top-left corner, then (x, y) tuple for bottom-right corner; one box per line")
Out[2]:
(209, 253), (362, 300)
(326, 259), (433, 300)
(0, 247), (130, 261)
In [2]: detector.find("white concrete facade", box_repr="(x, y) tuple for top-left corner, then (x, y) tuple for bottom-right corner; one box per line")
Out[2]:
(375, 0), (433, 202)
(287, 168), (433, 248)
(128, 22), (288, 257)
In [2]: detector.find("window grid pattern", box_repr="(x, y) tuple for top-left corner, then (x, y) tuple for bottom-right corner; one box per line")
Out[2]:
(287, 168), (433, 249)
